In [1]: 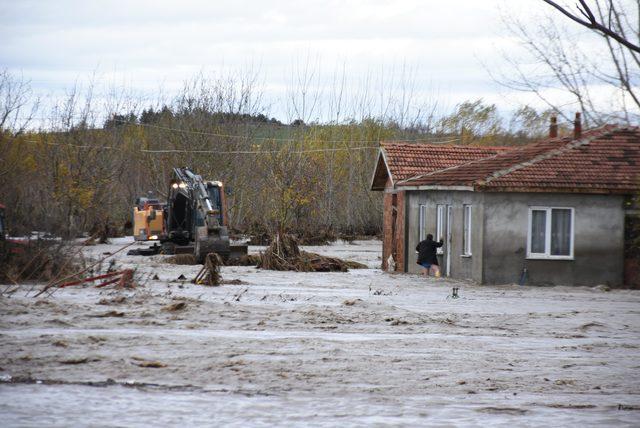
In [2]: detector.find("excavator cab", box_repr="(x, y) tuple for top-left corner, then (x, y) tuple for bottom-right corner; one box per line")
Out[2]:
(162, 168), (230, 262)
(205, 181), (226, 227)
(161, 168), (246, 263)
(165, 188), (191, 241)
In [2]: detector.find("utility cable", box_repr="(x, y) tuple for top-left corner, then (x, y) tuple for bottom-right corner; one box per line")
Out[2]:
(16, 137), (461, 154)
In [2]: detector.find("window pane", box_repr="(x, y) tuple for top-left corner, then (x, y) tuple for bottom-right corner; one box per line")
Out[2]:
(531, 210), (546, 253)
(551, 209), (572, 256)
(436, 205), (443, 240)
(419, 205), (426, 241)
(436, 205), (445, 254)
(463, 205), (471, 255)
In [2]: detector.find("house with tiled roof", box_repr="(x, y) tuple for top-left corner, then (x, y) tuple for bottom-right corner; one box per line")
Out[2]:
(371, 115), (640, 287)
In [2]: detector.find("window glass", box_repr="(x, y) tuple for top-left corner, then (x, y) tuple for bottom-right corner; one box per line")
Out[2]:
(195, 211), (205, 227)
(463, 205), (472, 255)
(207, 185), (224, 225)
(551, 208), (572, 256)
(207, 186), (222, 210)
(419, 205), (427, 241)
(531, 210), (547, 253)
(436, 205), (445, 254)
(436, 205), (444, 240)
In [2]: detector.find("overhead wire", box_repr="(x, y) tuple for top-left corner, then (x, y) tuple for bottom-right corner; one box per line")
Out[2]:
(111, 119), (459, 144)
(7, 115), (461, 145)
(22, 140), (119, 150)
(139, 146), (378, 154)
(17, 136), (461, 154)
(12, 112), (462, 155)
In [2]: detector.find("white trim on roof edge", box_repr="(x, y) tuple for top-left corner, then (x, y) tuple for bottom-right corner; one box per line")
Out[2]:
(382, 149), (394, 187)
(369, 147), (394, 190)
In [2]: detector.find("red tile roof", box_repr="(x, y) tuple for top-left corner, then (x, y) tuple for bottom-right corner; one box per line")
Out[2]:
(398, 125), (640, 194)
(382, 142), (509, 180)
(370, 142), (508, 190)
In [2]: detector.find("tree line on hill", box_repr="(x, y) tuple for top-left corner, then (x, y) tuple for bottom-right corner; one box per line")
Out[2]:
(0, 69), (605, 241)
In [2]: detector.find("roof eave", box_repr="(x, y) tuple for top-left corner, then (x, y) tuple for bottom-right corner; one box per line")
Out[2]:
(475, 185), (638, 195)
(396, 183), (638, 194)
(397, 184), (475, 191)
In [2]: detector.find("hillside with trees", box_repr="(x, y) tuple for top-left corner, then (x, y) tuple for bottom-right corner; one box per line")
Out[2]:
(0, 69), (565, 240)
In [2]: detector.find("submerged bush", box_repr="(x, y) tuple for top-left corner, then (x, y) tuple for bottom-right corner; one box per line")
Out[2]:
(0, 240), (82, 283)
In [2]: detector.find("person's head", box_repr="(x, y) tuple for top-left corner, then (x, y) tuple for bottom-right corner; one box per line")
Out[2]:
(426, 233), (433, 240)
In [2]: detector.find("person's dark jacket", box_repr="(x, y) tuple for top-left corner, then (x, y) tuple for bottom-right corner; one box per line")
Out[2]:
(416, 238), (444, 265)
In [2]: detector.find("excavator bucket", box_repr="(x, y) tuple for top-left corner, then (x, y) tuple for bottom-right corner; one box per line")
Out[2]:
(230, 243), (248, 259)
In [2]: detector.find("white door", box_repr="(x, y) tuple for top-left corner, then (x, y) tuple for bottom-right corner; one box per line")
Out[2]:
(446, 205), (453, 276)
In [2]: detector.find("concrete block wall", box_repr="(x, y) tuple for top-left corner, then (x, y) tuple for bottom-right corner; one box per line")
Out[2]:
(404, 190), (624, 286)
(405, 190), (483, 282)
(482, 192), (625, 286)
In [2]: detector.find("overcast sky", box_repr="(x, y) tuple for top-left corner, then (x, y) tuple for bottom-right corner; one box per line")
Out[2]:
(0, 0), (603, 124)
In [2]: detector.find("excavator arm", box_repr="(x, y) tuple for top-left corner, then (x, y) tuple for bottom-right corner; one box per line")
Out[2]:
(163, 167), (230, 262)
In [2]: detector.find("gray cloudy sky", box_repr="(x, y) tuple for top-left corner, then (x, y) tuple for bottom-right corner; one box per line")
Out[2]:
(0, 0), (598, 123)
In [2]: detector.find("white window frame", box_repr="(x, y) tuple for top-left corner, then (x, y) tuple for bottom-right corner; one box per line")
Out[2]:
(526, 206), (575, 260)
(419, 205), (427, 241)
(436, 204), (445, 254)
(462, 204), (472, 256)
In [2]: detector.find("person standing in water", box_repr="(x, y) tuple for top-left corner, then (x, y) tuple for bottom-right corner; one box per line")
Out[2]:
(416, 234), (444, 277)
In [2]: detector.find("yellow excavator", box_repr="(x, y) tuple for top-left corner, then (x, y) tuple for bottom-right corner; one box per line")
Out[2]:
(162, 167), (245, 262)
(132, 195), (165, 241)
(133, 168), (247, 261)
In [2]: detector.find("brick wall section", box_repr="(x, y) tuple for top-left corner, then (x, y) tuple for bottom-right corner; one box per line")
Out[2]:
(395, 190), (406, 272)
(381, 184), (406, 272)
(382, 191), (392, 270)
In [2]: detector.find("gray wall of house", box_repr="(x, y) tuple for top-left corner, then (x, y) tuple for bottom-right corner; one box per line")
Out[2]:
(405, 190), (625, 286)
(482, 192), (625, 286)
(405, 190), (484, 282)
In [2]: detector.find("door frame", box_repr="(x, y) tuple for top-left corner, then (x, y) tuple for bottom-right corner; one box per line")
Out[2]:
(445, 205), (453, 276)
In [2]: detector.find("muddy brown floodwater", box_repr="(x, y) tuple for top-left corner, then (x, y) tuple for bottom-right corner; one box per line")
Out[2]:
(1, 238), (639, 426)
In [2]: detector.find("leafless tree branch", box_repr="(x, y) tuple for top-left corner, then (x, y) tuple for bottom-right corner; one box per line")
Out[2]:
(542, 0), (640, 53)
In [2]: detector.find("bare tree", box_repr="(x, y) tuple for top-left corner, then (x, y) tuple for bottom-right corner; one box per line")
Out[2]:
(287, 54), (323, 124)
(542, 0), (640, 53)
(496, 1), (640, 125)
(0, 69), (39, 134)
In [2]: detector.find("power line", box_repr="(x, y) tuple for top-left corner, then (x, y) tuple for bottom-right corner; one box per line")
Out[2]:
(19, 139), (378, 154)
(11, 115), (461, 145)
(26, 140), (118, 150)
(140, 146), (378, 154)
(119, 119), (300, 141)
(111, 119), (461, 144)
(8, 114), (459, 144)
(16, 137), (460, 154)
(115, 120), (457, 144)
